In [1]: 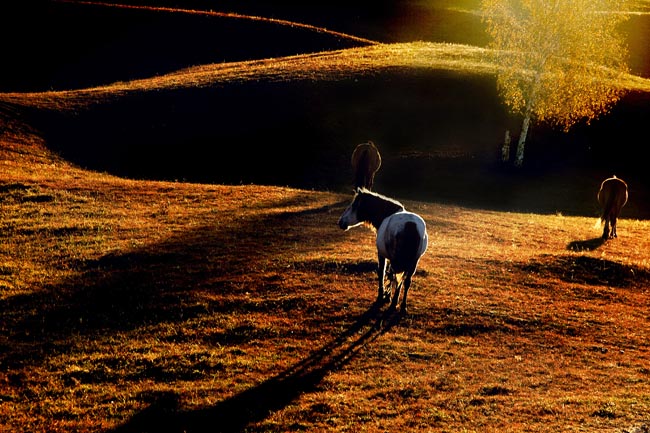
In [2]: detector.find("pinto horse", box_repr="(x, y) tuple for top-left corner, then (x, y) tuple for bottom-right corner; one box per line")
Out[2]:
(338, 188), (428, 314)
(351, 141), (382, 190)
(597, 175), (628, 239)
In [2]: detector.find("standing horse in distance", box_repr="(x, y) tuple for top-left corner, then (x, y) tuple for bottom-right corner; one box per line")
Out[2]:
(351, 141), (382, 190)
(597, 175), (628, 239)
(338, 188), (428, 314)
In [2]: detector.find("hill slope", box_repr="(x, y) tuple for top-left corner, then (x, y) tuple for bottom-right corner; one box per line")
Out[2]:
(2, 4), (650, 432)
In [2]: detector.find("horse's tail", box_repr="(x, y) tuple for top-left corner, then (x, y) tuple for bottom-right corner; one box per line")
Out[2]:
(400, 221), (422, 273)
(595, 193), (613, 230)
(593, 217), (604, 229)
(600, 182), (627, 221)
(369, 140), (381, 172)
(354, 149), (370, 187)
(603, 190), (615, 220)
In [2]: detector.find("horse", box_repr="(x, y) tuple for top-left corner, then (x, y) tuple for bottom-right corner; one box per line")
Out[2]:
(597, 175), (628, 239)
(338, 188), (428, 314)
(351, 141), (382, 190)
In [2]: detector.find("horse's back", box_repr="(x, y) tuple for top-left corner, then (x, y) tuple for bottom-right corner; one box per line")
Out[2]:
(377, 211), (428, 270)
(598, 176), (628, 214)
(351, 142), (382, 188)
(352, 142), (381, 167)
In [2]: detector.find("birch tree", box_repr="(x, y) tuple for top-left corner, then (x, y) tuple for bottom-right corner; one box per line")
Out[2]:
(481, 0), (630, 167)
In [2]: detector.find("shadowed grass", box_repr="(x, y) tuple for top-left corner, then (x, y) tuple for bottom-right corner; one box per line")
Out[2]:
(2, 143), (650, 432)
(2, 3), (650, 432)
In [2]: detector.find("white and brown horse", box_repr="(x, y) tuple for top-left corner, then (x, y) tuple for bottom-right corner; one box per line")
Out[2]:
(351, 141), (382, 190)
(338, 188), (428, 314)
(597, 175), (628, 239)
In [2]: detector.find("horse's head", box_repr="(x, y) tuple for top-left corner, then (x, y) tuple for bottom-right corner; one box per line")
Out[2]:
(338, 189), (364, 230)
(338, 188), (400, 231)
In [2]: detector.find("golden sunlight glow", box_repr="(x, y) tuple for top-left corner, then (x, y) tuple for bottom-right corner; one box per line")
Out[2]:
(1, 40), (648, 114)
(2, 0), (649, 114)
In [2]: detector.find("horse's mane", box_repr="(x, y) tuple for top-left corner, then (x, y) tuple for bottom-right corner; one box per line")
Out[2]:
(354, 188), (405, 232)
(357, 188), (405, 211)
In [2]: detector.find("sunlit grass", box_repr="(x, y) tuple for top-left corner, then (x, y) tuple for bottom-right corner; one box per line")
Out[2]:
(0, 42), (498, 110)
(1, 41), (648, 113)
(1, 4), (650, 432)
(2, 133), (650, 431)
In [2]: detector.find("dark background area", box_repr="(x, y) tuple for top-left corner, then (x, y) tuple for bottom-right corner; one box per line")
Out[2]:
(1, 1), (494, 92)
(2, 0), (649, 217)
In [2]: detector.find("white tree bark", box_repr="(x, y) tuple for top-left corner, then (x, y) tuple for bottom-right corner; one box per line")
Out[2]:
(514, 114), (530, 167)
(514, 75), (540, 168)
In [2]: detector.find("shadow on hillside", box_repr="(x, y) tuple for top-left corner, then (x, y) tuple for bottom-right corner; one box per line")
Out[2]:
(566, 237), (606, 252)
(520, 254), (650, 289)
(0, 199), (350, 370)
(109, 304), (401, 433)
(20, 64), (650, 220)
(1, 192), (408, 432)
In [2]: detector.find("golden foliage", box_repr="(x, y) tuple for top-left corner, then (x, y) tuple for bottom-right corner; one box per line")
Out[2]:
(481, 0), (631, 129)
(1, 40), (648, 115)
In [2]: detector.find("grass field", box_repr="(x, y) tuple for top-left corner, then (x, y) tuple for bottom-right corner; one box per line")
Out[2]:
(2, 2), (650, 432)
(2, 122), (650, 432)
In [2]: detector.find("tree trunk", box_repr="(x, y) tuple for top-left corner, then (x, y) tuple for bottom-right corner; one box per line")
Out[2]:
(514, 73), (541, 168)
(514, 114), (530, 167)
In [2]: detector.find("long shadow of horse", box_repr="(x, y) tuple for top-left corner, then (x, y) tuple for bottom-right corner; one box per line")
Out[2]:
(566, 237), (606, 252)
(0, 199), (351, 374)
(521, 254), (650, 289)
(1, 197), (397, 433)
(109, 305), (401, 433)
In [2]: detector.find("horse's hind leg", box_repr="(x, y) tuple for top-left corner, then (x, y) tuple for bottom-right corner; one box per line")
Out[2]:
(611, 215), (618, 238)
(389, 274), (402, 311)
(377, 255), (389, 304)
(400, 273), (413, 315)
(602, 218), (611, 239)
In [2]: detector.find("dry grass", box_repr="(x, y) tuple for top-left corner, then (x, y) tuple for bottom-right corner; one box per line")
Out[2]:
(2, 123), (650, 433)
(2, 3), (650, 432)
(2, 41), (649, 112)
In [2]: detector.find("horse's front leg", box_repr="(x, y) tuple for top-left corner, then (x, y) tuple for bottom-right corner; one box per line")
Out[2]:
(377, 255), (389, 304)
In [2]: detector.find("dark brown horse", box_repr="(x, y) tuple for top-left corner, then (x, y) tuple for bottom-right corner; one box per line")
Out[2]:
(597, 175), (628, 239)
(351, 141), (381, 190)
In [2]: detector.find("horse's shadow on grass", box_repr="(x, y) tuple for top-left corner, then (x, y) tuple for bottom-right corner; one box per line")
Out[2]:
(1, 198), (395, 432)
(566, 237), (606, 252)
(521, 253), (650, 289)
(110, 303), (401, 433)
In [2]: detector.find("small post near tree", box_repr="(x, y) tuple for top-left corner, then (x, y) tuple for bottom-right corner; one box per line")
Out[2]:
(481, 0), (630, 167)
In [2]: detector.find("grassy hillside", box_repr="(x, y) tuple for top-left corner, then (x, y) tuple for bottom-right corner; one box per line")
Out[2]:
(2, 122), (650, 432)
(2, 2), (650, 432)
